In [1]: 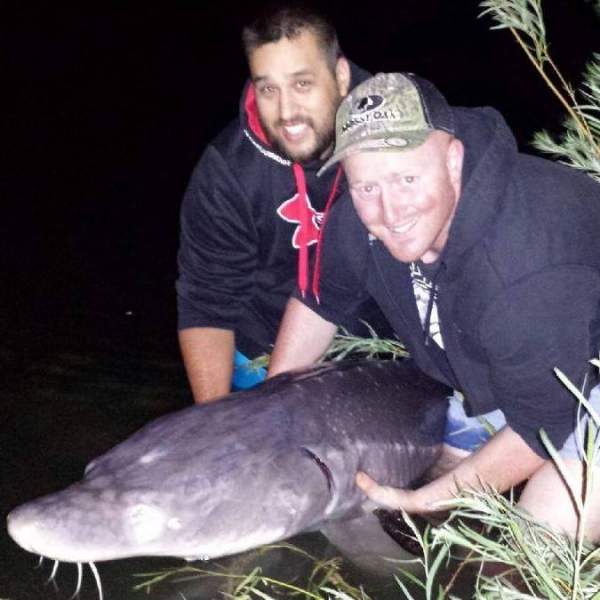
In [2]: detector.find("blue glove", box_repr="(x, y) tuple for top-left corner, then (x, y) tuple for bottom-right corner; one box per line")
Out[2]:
(231, 349), (267, 390)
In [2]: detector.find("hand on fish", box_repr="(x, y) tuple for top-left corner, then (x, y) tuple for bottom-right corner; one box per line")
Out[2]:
(356, 471), (430, 514)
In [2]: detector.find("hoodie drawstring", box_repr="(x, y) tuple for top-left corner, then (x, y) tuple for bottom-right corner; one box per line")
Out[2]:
(293, 163), (309, 298)
(312, 166), (342, 303)
(292, 163), (342, 301)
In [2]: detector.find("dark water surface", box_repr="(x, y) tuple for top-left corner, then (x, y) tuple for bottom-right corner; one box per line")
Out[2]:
(1, 306), (187, 599)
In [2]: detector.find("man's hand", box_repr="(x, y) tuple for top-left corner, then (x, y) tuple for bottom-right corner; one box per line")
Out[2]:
(356, 426), (546, 516)
(356, 472), (427, 513)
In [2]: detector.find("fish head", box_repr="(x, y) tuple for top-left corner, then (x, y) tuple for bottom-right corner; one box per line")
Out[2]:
(7, 481), (191, 562)
(6, 445), (336, 562)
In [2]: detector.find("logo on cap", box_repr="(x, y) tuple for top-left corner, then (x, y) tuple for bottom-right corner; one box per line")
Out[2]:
(354, 95), (385, 114)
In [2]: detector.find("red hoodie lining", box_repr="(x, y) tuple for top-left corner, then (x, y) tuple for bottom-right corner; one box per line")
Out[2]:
(244, 84), (269, 145)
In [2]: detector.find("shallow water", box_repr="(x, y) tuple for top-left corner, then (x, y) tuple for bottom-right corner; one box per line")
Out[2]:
(0, 307), (467, 599)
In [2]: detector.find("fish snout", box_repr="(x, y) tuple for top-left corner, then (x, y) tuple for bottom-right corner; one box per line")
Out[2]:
(6, 504), (46, 555)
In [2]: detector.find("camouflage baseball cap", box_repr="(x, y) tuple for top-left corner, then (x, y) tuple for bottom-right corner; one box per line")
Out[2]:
(318, 72), (455, 175)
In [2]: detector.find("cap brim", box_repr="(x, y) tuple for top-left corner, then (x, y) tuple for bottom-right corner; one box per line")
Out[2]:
(317, 130), (431, 177)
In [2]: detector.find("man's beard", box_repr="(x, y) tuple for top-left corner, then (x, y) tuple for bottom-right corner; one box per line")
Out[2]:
(260, 93), (340, 164)
(269, 118), (336, 164)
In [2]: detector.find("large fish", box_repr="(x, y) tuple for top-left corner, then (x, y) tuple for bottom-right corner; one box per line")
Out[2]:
(7, 360), (448, 594)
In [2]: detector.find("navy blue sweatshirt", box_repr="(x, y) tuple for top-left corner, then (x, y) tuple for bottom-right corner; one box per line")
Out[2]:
(299, 106), (600, 457)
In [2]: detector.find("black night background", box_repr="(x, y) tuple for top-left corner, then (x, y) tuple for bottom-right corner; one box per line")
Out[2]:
(1, 1), (598, 598)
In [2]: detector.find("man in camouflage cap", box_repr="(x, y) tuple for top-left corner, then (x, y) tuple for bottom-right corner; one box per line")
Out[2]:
(269, 72), (600, 542)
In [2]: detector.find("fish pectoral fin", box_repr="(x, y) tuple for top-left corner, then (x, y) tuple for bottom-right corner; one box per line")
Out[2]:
(372, 508), (428, 557)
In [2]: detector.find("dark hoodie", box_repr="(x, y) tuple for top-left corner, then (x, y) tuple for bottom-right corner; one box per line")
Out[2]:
(176, 63), (372, 357)
(299, 106), (600, 457)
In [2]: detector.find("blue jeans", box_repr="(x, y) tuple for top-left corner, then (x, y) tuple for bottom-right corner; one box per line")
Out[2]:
(444, 386), (600, 464)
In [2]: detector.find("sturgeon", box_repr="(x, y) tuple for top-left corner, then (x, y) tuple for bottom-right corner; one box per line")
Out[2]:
(7, 360), (448, 593)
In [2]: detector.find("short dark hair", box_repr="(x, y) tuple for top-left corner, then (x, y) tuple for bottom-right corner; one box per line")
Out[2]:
(241, 2), (342, 72)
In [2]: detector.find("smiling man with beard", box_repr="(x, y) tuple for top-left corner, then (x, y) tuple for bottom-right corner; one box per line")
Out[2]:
(176, 3), (387, 403)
